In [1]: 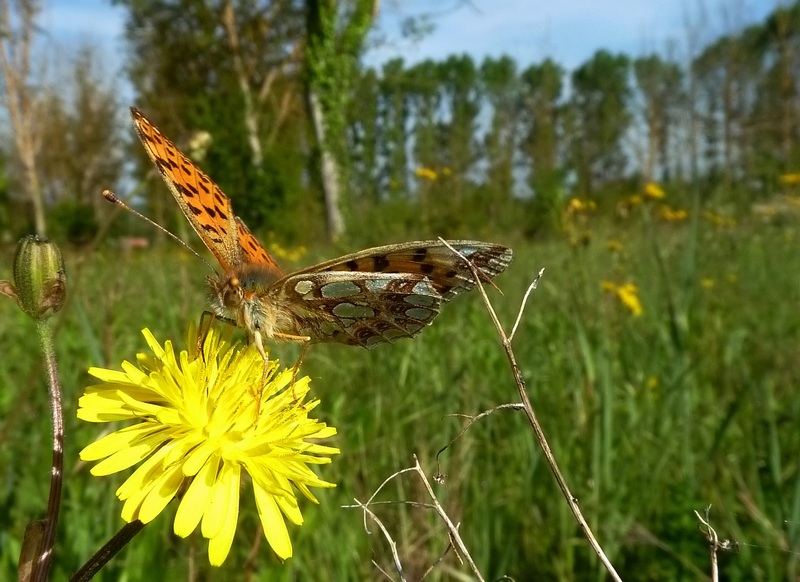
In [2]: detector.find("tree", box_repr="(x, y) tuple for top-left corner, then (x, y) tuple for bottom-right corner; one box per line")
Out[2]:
(520, 58), (564, 230)
(569, 50), (631, 197)
(305, 0), (378, 241)
(480, 55), (519, 222)
(633, 54), (684, 183)
(114, 0), (308, 239)
(0, 0), (46, 235)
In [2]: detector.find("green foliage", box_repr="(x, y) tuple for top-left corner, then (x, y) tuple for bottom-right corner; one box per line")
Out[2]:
(50, 201), (99, 246)
(2, 205), (800, 579)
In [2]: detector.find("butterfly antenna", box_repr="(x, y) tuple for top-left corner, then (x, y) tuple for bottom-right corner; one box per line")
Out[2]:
(102, 189), (217, 272)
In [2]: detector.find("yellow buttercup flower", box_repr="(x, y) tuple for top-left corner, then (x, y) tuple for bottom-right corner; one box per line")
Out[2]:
(77, 326), (339, 565)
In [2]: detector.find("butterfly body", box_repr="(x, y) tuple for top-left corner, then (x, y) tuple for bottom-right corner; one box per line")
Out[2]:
(130, 107), (513, 351)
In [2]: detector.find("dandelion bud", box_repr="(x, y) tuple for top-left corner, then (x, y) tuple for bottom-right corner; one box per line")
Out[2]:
(5, 235), (67, 320)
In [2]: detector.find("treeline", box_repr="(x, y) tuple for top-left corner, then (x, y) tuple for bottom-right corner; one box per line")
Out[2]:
(2, 1), (799, 244)
(344, 4), (800, 239)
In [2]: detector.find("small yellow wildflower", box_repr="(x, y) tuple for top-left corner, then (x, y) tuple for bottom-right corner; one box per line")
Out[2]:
(414, 167), (438, 181)
(78, 326), (339, 565)
(646, 376), (659, 389)
(269, 242), (307, 263)
(616, 283), (643, 316)
(606, 240), (623, 252)
(700, 278), (715, 289)
(660, 206), (688, 222)
(780, 173), (800, 186)
(602, 281), (643, 316)
(566, 198), (596, 214)
(441, 166), (452, 176)
(644, 182), (666, 200)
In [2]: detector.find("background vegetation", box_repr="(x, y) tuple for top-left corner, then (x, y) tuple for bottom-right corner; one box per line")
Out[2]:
(1, 0), (800, 580)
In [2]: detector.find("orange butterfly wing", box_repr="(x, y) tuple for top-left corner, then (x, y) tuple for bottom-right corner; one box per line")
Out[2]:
(130, 107), (281, 275)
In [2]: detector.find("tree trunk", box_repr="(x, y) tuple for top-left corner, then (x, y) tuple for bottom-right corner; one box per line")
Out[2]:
(308, 89), (344, 240)
(0, 0), (47, 236)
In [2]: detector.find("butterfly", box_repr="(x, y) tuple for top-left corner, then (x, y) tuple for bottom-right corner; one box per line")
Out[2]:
(129, 107), (513, 360)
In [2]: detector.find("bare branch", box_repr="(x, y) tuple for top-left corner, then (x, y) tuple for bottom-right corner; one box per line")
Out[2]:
(438, 237), (622, 581)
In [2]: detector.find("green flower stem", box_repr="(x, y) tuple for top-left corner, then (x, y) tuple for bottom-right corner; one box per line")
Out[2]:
(69, 521), (146, 582)
(32, 319), (63, 582)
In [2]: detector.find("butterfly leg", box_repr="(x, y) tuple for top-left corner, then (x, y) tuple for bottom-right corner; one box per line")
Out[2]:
(197, 311), (237, 361)
(274, 332), (312, 402)
(251, 330), (272, 415)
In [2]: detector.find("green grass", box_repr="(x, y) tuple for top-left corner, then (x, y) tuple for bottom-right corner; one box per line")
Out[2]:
(1, 209), (800, 580)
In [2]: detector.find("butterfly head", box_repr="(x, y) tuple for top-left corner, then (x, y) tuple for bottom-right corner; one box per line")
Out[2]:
(207, 266), (286, 340)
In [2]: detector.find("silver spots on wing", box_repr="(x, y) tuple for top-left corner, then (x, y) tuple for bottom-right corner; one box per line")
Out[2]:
(404, 293), (438, 308)
(320, 280), (362, 298)
(332, 303), (376, 318)
(365, 278), (389, 293)
(412, 280), (433, 296)
(405, 307), (435, 322)
(294, 280), (314, 295)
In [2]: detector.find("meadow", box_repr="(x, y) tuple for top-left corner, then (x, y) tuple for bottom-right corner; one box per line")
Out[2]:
(1, 201), (799, 581)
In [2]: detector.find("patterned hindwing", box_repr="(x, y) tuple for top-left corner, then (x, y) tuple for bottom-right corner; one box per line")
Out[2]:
(287, 240), (513, 301)
(268, 271), (444, 348)
(130, 107), (244, 273)
(235, 216), (282, 275)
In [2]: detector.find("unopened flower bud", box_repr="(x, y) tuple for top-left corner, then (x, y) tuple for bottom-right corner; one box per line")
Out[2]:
(3, 235), (67, 320)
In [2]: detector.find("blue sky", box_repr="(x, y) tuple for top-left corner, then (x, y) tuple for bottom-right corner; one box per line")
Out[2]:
(42, 0), (783, 77)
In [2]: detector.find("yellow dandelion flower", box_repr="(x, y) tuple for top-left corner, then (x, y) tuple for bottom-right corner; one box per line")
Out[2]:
(414, 167), (438, 181)
(780, 173), (800, 186)
(616, 283), (643, 316)
(644, 182), (666, 199)
(660, 206), (688, 222)
(567, 198), (595, 214)
(77, 326), (339, 566)
(602, 281), (642, 316)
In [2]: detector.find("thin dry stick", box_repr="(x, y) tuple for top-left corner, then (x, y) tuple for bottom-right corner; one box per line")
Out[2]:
(509, 276), (542, 342)
(348, 458), (484, 581)
(409, 456), (484, 582)
(440, 238), (622, 581)
(351, 498), (407, 582)
(435, 404), (524, 477)
(695, 506), (738, 582)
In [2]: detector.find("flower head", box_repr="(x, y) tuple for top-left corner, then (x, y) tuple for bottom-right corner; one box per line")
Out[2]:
(0, 235), (66, 320)
(601, 281), (643, 316)
(78, 326), (339, 565)
(644, 182), (666, 200)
